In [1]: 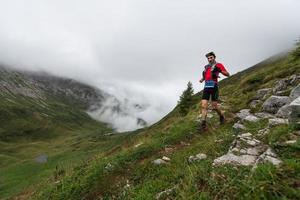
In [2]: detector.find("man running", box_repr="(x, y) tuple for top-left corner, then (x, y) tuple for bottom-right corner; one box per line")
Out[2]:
(199, 52), (230, 131)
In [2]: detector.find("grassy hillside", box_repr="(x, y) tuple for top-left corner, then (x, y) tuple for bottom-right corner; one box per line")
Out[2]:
(30, 48), (300, 199)
(0, 69), (131, 199)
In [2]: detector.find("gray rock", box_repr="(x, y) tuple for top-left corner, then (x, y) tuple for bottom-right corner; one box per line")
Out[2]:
(264, 147), (277, 157)
(285, 140), (297, 144)
(162, 156), (171, 162)
(188, 153), (207, 162)
(104, 132), (115, 136)
(240, 149), (247, 154)
(233, 122), (246, 130)
(273, 79), (289, 94)
(245, 139), (261, 146)
(255, 88), (272, 100)
(257, 128), (270, 136)
(275, 90), (290, 96)
(243, 115), (260, 123)
(249, 100), (261, 108)
(264, 156), (282, 166)
(255, 147), (281, 167)
(246, 147), (260, 156)
(153, 159), (167, 165)
(288, 74), (300, 85)
(213, 153), (257, 166)
(290, 84), (300, 101)
(35, 154), (48, 163)
(236, 109), (251, 120)
(288, 96), (300, 123)
(105, 162), (114, 171)
(276, 104), (292, 118)
(239, 132), (253, 138)
(262, 96), (291, 114)
(255, 112), (275, 119)
(269, 118), (289, 126)
(195, 153), (207, 160)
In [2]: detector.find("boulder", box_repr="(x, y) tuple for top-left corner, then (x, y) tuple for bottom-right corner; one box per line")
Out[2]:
(262, 96), (291, 114)
(273, 79), (289, 94)
(255, 88), (272, 100)
(288, 96), (300, 123)
(290, 84), (300, 101)
(289, 74), (300, 85)
(276, 104), (292, 118)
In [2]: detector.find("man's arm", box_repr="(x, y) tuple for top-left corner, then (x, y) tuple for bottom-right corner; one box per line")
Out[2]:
(221, 70), (230, 77)
(217, 63), (230, 77)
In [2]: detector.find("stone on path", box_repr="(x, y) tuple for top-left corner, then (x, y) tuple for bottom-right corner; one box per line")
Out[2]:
(188, 153), (207, 163)
(153, 159), (167, 165)
(269, 118), (289, 126)
(233, 122), (246, 131)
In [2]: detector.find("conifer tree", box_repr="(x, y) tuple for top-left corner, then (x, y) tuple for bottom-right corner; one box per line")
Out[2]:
(178, 81), (194, 116)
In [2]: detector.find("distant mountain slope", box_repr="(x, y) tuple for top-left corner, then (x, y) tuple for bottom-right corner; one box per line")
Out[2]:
(0, 65), (147, 140)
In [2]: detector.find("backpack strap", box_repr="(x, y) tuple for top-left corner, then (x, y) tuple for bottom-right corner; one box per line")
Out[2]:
(202, 65), (210, 80)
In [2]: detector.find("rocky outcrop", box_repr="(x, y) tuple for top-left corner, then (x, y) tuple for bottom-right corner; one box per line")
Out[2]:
(273, 79), (289, 95)
(262, 96), (291, 114)
(213, 132), (281, 168)
(273, 75), (299, 95)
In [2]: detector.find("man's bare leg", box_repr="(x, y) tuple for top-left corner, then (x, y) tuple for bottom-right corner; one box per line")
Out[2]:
(199, 99), (209, 130)
(212, 101), (225, 124)
(201, 99), (209, 121)
(212, 101), (222, 116)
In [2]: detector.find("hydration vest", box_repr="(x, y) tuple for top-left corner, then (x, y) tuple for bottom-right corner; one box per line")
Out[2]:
(202, 63), (221, 82)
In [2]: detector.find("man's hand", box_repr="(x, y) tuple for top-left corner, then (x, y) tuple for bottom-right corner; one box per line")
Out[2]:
(199, 78), (204, 83)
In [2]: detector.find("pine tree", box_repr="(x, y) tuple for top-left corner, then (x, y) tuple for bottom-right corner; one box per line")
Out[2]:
(178, 81), (194, 116)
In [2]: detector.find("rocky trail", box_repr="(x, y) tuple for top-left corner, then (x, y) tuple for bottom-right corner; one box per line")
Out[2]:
(149, 74), (300, 199)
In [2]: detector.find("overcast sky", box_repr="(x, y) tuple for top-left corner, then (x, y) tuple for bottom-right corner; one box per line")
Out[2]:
(0, 0), (300, 129)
